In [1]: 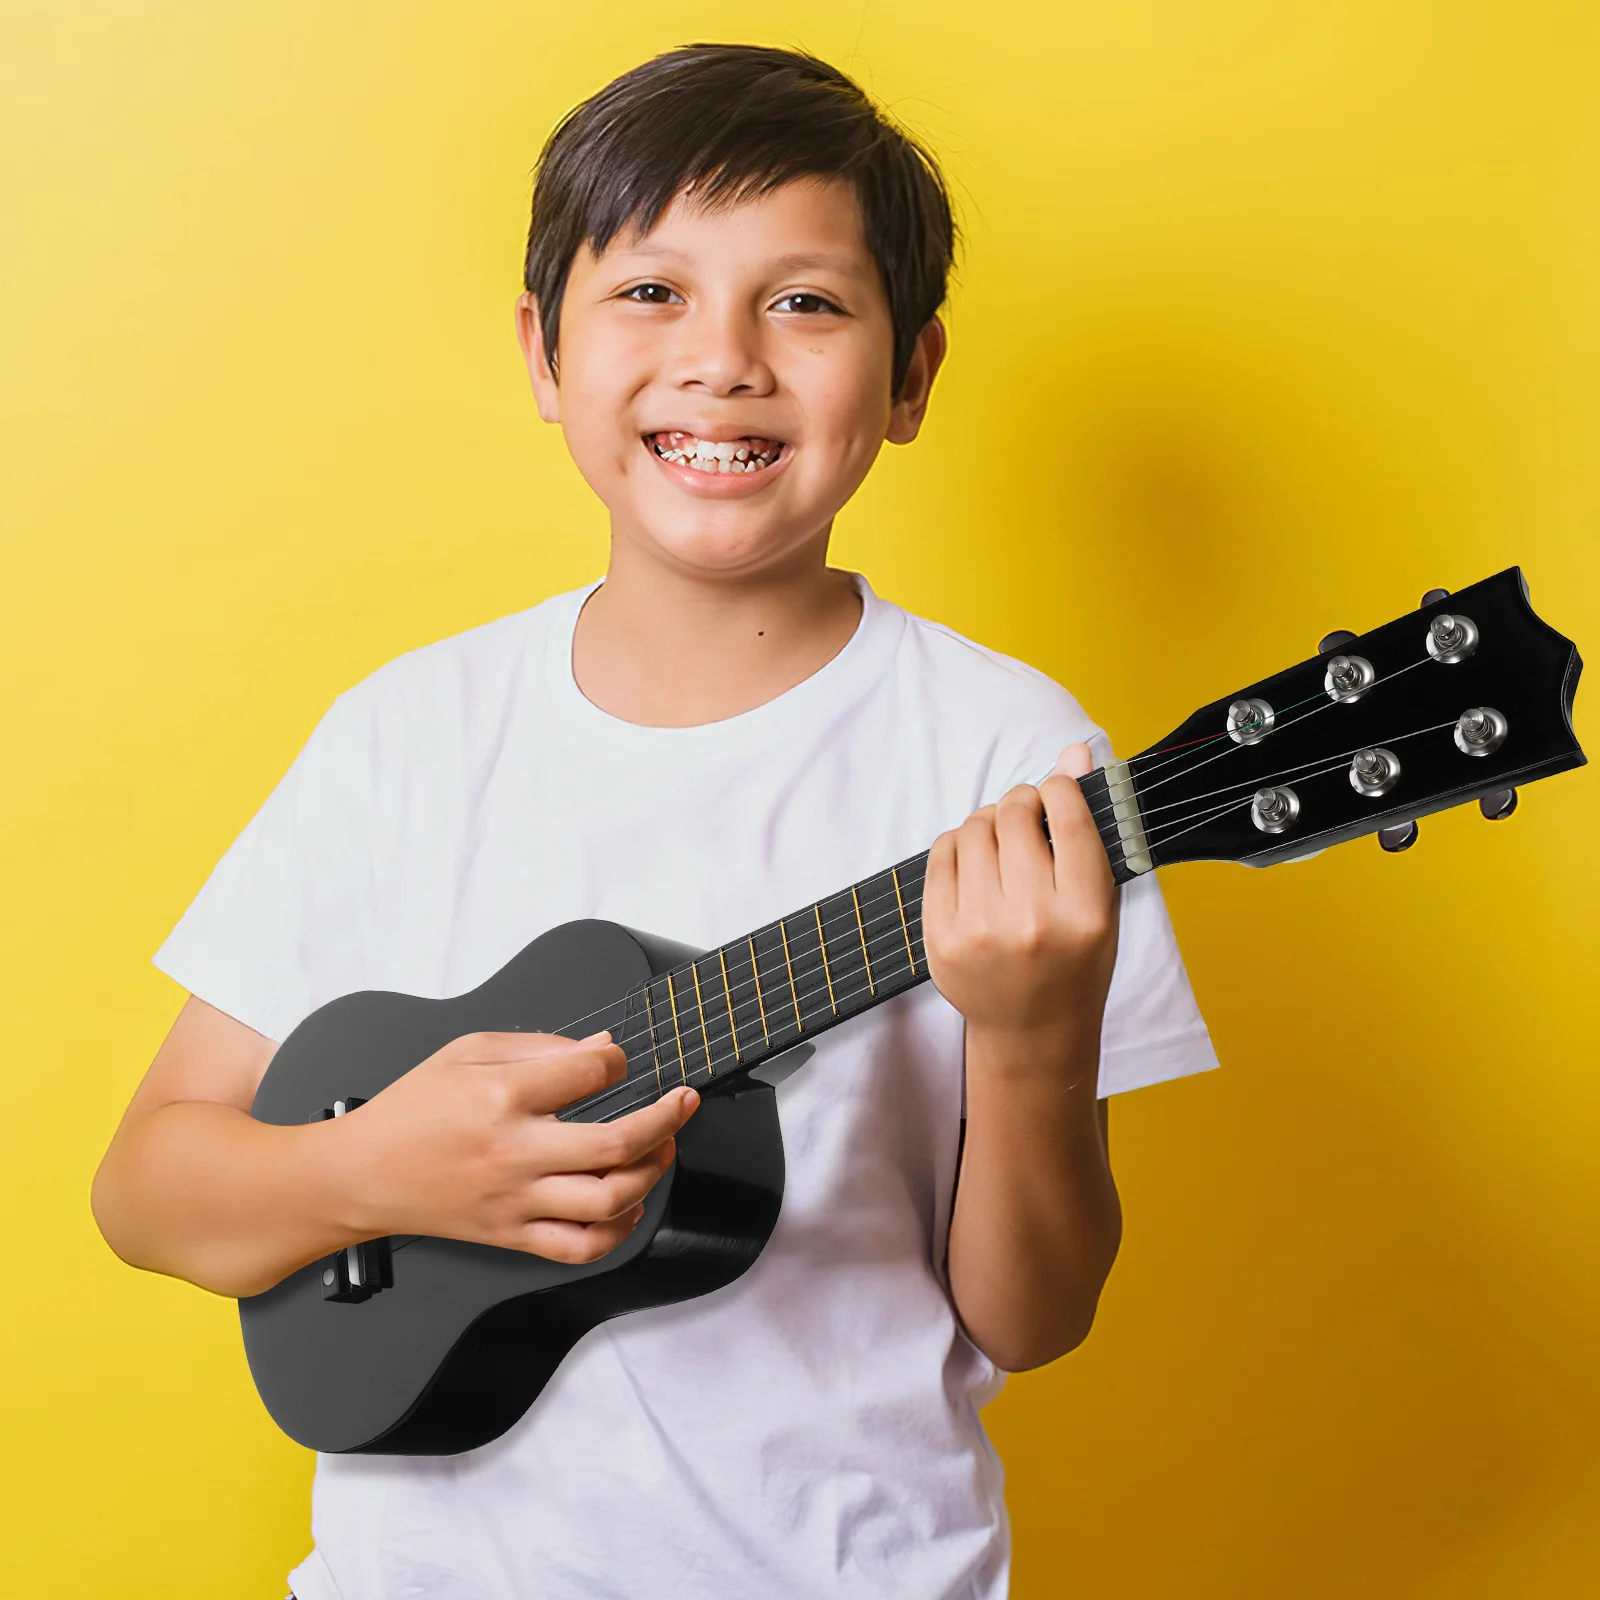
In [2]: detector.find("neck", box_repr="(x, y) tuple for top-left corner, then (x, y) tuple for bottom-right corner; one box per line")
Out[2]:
(561, 849), (935, 1124)
(558, 783), (1135, 1126)
(571, 533), (862, 727)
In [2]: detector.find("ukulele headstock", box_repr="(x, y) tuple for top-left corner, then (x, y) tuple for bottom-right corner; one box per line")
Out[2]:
(1098, 568), (1584, 875)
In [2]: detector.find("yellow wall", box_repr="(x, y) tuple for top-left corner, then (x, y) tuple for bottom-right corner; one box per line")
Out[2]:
(3, 5), (1596, 1595)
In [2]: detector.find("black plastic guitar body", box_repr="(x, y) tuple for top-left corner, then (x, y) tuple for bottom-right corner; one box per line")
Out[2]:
(242, 920), (787, 1456)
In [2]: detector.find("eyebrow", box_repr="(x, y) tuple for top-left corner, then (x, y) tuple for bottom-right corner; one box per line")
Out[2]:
(612, 245), (870, 279)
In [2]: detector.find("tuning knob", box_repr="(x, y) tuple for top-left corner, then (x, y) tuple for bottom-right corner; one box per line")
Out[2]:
(1318, 630), (1358, 656)
(1479, 787), (1518, 821)
(1378, 820), (1419, 852)
(1421, 587), (1450, 606)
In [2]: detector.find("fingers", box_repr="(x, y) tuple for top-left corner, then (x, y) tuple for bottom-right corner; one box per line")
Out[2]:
(1038, 768), (1114, 899)
(992, 783), (1053, 892)
(498, 1032), (629, 1115)
(528, 1142), (675, 1224)
(923, 828), (958, 930)
(1051, 741), (1095, 780)
(518, 1210), (647, 1265)
(949, 804), (1002, 922)
(562, 1086), (699, 1173)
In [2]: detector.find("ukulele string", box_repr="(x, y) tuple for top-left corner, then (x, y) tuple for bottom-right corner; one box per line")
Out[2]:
(1112, 642), (1432, 785)
(624, 707), (1465, 1094)
(588, 736), (1452, 1126)
(517, 655), (1445, 1092)
(1080, 655), (1432, 832)
(1096, 715), (1461, 873)
(1104, 714), (1461, 831)
(565, 704), (1465, 1118)
(537, 870), (935, 1084)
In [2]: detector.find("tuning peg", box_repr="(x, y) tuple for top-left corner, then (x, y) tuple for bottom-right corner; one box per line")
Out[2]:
(1318, 629), (1358, 656)
(1479, 787), (1518, 821)
(1378, 820), (1419, 852)
(1421, 587), (1450, 606)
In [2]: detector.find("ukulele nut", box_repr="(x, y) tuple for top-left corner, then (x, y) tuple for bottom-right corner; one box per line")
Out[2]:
(1227, 698), (1275, 745)
(1426, 612), (1479, 663)
(1323, 654), (1376, 704)
(1250, 786), (1300, 834)
(1349, 747), (1401, 798)
(1454, 706), (1507, 757)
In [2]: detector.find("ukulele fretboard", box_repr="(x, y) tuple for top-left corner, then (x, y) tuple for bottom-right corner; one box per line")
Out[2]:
(562, 853), (932, 1119)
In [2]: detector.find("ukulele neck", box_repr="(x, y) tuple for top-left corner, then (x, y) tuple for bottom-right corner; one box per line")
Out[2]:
(561, 786), (1142, 1123)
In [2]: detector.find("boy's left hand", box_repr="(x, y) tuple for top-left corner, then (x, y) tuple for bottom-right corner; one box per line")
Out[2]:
(922, 743), (1119, 1043)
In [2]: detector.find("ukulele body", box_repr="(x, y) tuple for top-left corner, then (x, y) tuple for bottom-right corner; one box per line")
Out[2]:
(240, 918), (787, 1456)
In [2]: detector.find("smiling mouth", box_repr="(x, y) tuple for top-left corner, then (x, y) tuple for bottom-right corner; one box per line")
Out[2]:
(648, 431), (785, 475)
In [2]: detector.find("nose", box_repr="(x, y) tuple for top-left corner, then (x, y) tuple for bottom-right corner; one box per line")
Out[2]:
(670, 302), (775, 398)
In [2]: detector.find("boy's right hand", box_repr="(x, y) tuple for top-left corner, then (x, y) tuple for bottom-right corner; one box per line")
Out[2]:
(337, 1030), (698, 1265)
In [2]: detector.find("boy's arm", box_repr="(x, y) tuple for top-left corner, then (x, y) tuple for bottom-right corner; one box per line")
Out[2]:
(923, 745), (1123, 1373)
(92, 996), (697, 1299)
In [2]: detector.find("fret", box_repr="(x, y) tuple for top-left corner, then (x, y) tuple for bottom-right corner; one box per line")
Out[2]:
(850, 885), (875, 997)
(716, 946), (740, 1063)
(617, 982), (662, 1097)
(814, 888), (870, 1019)
(640, 980), (666, 1095)
(890, 864), (918, 976)
(663, 971), (690, 1086)
(780, 908), (838, 1034)
(626, 851), (942, 1101)
(750, 923), (801, 1046)
(813, 904), (837, 1014)
(851, 867), (900, 988)
(737, 934), (772, 1050)
(689, 959), (716, 1078)
(777, 919), (805, 1032)
(896, 853), (930, 972)
(692, 950), (739, 1078)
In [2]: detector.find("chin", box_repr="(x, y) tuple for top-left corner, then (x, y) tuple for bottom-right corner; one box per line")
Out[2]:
(631, 505), (820, 579)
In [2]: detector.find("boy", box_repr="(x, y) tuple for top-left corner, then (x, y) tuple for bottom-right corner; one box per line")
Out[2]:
(93, 44), (1216, 1599)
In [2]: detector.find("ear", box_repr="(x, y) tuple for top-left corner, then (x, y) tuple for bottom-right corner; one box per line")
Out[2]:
(886, 318), (948, 445)
(515, 292), (561, 423)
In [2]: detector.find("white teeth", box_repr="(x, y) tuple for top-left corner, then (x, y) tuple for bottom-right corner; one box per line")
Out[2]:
(652, 433), (782, 472)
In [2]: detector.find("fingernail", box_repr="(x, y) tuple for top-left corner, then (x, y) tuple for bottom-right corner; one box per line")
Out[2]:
(580, 1030), (612, 1044)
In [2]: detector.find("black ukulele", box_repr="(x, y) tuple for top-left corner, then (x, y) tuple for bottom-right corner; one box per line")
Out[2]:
(241, 569), (1584, 1455)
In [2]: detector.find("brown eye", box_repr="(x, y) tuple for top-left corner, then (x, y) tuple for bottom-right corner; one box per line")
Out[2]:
(622, 283), (680, 305)
(773, 293), (842, 315)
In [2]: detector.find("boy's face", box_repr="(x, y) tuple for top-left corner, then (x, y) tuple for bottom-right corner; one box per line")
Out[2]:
(517, 178), (943, 580)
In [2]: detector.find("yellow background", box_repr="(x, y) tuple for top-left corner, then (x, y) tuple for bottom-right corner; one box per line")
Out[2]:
(3, 4), (1596, 1595)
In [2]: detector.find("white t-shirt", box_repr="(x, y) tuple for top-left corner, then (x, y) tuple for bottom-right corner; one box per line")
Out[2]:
(156, 576), (1217, 1600)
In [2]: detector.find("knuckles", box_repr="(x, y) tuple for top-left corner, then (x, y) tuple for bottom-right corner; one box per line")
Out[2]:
(997, 784), (1043, 814)
(520, 1217), (639, 1266)
(586, 1127), (629, 1170)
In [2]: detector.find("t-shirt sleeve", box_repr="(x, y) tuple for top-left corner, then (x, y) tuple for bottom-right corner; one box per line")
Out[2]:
(1095, 868), (1219, 1096)
(993, 704), (1219, 1099)
(153, 689), (377, 1043)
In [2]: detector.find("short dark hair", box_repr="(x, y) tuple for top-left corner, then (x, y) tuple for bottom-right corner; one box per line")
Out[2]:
(524, 44), (955, 393)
